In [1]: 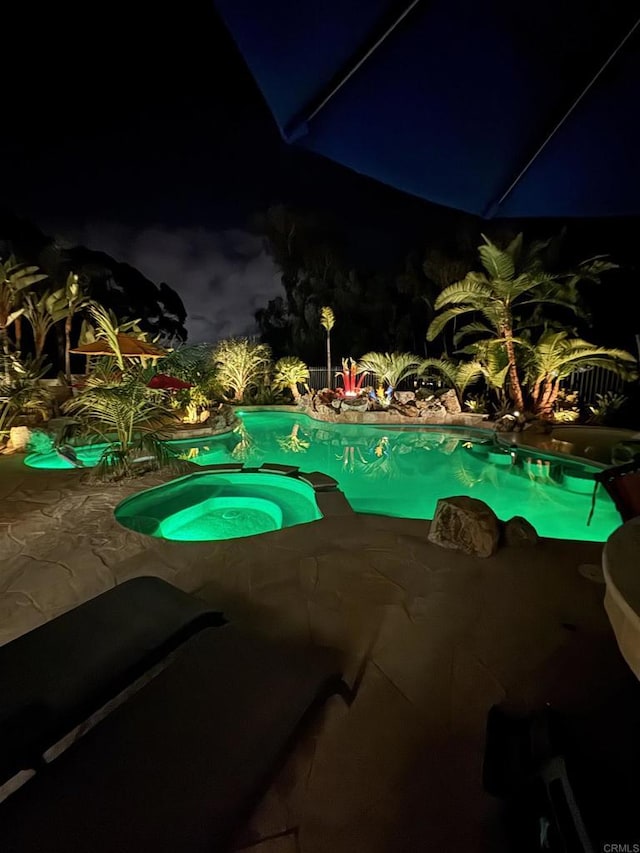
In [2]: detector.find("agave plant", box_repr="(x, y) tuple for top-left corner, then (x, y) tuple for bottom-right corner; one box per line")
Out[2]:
(358, 351), (420, 394)
(62, 368), (182, 480)
(212, 338), (272, 402)
(272, 356), (310, 401)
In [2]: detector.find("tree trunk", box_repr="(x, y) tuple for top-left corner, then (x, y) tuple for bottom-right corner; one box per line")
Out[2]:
(14, 316), (22, 354)
(64, 314), (72, 381)
(0, 326), (9, 381)
(326, 331), (331, 390)
(503, 330), (525, 411)
(35, 330), (45, 359)
(537, 377), (557, 418)
(288, 382), (300, 401)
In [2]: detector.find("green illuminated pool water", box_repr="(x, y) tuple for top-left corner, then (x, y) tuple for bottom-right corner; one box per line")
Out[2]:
(27, 411), (620, 541)
(115, 471), (321, 541)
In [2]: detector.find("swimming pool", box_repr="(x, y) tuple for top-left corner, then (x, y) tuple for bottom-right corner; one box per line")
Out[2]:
(26, 411), (619, 541)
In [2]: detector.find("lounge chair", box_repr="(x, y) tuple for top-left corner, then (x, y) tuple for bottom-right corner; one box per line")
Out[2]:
(0, 582), (348, 852)
(0, 576), (224, 787)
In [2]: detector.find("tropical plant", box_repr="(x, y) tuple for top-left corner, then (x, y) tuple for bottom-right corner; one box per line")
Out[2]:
(62, 367), (181, 480)
(23, 291), (60, 359)
(358, 351), (420, 394)
(426, 234), (618, 411)
(0, 256), (47, 364)
(419, 358), (484, 407)
(588, 391), (628, 425)
(521, 330), (637, 418)
(336, 357), (366, 396)
(272, 356), (310, 401)
(320, 306), (335, 389)
(48, 273), (92, 380)
(0, 354), (53, 436)
(212, 338), (272, 403)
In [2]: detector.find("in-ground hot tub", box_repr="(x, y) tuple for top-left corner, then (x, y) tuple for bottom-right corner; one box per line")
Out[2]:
(115, 470), (323, 541)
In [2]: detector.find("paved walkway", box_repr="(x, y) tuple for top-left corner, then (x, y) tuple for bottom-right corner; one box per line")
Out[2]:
(0, 454), (633, 851)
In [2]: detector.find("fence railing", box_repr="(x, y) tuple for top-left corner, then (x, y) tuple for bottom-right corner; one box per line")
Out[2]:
(307, 365), (630, 403)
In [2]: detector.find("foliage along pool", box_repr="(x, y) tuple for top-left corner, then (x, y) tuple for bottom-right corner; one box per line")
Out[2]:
(115, 471), (322, 541)
(25, 411), (619, 541)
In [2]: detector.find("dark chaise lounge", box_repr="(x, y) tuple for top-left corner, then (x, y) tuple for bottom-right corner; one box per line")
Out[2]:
(0, 579), (348, 852)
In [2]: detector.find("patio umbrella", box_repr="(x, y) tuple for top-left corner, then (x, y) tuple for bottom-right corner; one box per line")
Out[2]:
(70, 335), (167, 361)
(214, 1), (640, 217)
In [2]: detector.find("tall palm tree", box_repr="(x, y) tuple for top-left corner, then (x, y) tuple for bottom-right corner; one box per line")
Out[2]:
(320, 306), (335, 389)
(358, 351), (420, 393)
(272, 356), (309, 401)
(0, 256), (47, 363)
(49, 272), (92, 381)
(426, 234), (616, 411)
(212, 338), (272, 402)
(522, 331), (637, 418)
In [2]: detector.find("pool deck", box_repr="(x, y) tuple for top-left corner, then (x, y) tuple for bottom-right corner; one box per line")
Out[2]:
(0, 453), (635, 852)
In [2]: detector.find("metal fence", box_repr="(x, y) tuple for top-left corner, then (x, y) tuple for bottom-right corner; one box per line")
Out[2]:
(558, 365), (627, 403)
(307, 364), (630, 402)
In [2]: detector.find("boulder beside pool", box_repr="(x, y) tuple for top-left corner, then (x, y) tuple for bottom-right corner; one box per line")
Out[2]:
(428, 496), (500, 558)
(503, 515), (539, 548)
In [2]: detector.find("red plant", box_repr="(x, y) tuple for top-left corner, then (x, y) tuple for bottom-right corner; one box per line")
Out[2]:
(336, 358), (366, 396)
(147, 373), (193, 390)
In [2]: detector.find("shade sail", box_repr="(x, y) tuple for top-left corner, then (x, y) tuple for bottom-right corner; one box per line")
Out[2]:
(214, 0), (640, 218)
(70, 335), (166, 359)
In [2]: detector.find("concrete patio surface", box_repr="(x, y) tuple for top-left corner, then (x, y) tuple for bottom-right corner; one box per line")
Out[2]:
(0, 454), (634, 851)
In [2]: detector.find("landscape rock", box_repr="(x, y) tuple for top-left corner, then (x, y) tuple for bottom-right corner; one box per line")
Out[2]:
(522, 419), (553, 435)
(428, 496), (500, 558)
(504, 516), (539, 548)
(417, 400), (447, 420)
(438, 389), (462, 414)
(394, 391), (416, 404)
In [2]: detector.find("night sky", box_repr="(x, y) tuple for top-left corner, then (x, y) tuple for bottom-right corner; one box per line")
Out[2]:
(3, 2), (638, 345)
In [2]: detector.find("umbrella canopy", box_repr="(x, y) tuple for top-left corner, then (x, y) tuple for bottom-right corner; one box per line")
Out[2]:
(214, 1), (640, 217)
(70, 335), (167, 359)
(147, 373), (193, 390)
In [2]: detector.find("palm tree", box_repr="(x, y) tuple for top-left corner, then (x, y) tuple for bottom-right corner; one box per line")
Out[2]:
(272, 356), (309, 401)
(358, 351), (420, 393)
(418, 358), (485, 407)
(426, 234), (617, 412)
(212, 338), (272, 402)
(522, 330), (637, 418)
(320, 306), (335, 388)
(49, 272), (92, 380)
(0, 256), (47, 364)
(23, 291), (60, 359)
(63, 367), (180, 480)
